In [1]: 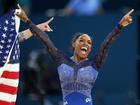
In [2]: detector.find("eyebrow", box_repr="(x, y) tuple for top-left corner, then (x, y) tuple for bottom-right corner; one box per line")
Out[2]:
(79, 37), (91, 41)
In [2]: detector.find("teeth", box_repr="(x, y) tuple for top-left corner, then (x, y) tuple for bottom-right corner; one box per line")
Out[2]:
(81, 47), (87, 51)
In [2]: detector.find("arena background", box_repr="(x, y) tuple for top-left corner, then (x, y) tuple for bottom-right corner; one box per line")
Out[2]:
(0, 0), (139, 105)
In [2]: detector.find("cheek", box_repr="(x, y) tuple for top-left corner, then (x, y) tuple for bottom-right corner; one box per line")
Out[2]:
(74, 47), (80, 54)
(74, 43), (80, 51)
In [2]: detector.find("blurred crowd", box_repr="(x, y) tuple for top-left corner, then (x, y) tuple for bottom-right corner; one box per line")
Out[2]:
(20, 49), (61, 105)
(0, 0), (138, 16)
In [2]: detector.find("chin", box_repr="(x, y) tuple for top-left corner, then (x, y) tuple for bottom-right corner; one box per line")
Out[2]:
(80, 55), (88, 60)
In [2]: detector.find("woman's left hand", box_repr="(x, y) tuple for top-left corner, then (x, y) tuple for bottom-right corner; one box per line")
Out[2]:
(119, 9), (134, 27)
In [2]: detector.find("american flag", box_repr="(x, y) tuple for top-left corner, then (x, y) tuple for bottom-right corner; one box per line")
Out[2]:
(0, 10), (20, 105)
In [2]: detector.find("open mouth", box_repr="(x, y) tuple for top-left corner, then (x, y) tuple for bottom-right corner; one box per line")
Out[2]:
(80, 47), (88, 55)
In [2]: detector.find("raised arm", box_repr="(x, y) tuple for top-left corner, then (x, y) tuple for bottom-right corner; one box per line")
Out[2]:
(16, 5), (63, 62)
(19, 18), (53, 42)
(94, 9), (133, 70)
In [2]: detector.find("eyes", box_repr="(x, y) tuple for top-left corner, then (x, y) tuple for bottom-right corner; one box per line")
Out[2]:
(79, 39), (92, 45)
(87, 41), (92, 45)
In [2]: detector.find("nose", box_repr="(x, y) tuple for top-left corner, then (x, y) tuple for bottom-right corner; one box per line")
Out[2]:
(84, 42), (89, 46)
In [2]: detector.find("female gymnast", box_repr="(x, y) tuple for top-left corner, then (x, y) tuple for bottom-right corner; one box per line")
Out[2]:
(16, 5), (133, 105)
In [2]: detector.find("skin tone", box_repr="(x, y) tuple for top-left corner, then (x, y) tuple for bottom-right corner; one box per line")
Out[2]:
(16, 4), (133, 62)
(72, 34), (92, 62)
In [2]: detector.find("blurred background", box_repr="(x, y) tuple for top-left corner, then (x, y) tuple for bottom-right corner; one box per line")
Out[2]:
(0, 0), (140, 105)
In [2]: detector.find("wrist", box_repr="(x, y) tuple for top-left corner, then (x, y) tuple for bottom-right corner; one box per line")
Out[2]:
(118, 24), (124, 29)
(24, 17), (29, 23)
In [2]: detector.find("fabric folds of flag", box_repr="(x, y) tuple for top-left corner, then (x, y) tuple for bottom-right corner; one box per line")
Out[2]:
(0, 10), (20, 105)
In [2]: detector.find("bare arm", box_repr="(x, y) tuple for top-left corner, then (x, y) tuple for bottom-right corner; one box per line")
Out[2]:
(18, 29), (32, 42)
(94, 9), (133, 70)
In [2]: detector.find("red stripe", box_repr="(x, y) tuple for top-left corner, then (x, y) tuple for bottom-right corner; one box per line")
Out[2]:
(1, 71), (19, 79)
(0, 84), (17, 95)
(0, 100), (15, 105)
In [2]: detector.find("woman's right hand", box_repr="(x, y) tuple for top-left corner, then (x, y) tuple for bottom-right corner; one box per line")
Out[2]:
(16, 4), (29, 22)
(119, 9), (133, 27)
(37, 17), (54, 32)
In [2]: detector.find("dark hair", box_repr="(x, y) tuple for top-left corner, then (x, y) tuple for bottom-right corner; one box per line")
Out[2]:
(71, 32), (92, 51)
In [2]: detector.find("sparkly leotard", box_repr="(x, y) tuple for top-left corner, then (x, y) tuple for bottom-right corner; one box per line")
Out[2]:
(26, 20), (123, 105)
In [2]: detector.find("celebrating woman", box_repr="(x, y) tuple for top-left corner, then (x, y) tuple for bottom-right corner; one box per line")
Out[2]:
(16, 4), (133, 105)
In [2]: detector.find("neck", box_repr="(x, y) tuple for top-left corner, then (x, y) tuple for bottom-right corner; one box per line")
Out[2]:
(73, 54), (87, 63)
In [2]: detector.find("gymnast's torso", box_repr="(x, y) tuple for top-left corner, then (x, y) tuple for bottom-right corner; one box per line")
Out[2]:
(57, 57), (98, 105)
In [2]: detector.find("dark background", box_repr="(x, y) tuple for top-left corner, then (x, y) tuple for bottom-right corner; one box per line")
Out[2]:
(0, 0), (139, 105)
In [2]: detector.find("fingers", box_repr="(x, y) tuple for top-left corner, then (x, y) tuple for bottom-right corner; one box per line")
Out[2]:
(45, 25), (53, 32)
(17, 4), (22, 10)
(118, 9), (133, 27)
(16, 4), (23, 15)
(125, 9), (134, 16)
(15, 9), (21, 15)
(46, 17), (54, 24)
(44, 17), (54, 32)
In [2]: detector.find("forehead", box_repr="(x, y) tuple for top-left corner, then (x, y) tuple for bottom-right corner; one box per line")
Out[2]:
(78, 34), (91, 41)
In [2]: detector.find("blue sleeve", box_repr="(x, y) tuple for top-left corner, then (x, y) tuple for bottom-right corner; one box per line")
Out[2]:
(26, 20), (65, 64)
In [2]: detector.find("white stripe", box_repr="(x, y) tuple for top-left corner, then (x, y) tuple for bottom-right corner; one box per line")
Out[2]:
(0, 63), (19, 77)
(0, 78), (19, 87)
(0, 92), (17, 102)
(15, 10), (20, 33)
(0, 63), (19, 72)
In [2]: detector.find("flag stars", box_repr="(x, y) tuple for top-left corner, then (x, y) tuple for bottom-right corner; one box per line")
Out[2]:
(16, 55), (19, 58)
(3, 26), (8, 31)
(8, 39), (12, 43)
(13, 56), (15, 60)
(10, 34), (14, 37)
(5, 50), (9, 54)
(5, 20), (9, 24)
(1, 40), (5, 43)
(7, 45), (11, 48)
(17, 45), (19, 49)
(15, 50), (17, 54)
(2, 60), (6, 63)
(0, 45), (3, 49)
(10, 28), (14, 31)
(0, 11), (19, 64)
(11, 16), (15, 20)
(2, 33), (7, 38)
(16, 40), (19, 44)
(4, 56), (8, 59)
(11, 22), (15, 26)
